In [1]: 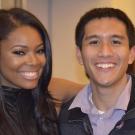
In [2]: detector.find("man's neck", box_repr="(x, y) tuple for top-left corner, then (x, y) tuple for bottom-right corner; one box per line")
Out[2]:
(91, 76), (128, 112)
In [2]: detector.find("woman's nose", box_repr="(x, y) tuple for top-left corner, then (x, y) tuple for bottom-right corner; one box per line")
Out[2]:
(26, 53), (39, 66)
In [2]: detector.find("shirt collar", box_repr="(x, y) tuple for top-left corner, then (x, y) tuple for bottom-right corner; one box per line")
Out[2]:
(69, 75), (132, 113)
(69, 84), (91, 113)
(115, 75), (131, 110)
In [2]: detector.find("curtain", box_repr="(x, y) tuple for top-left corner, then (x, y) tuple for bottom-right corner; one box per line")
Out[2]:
(0, 0), (27, 9)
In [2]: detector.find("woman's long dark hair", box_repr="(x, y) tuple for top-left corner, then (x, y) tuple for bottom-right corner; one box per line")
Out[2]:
(0, 8), (58, 135)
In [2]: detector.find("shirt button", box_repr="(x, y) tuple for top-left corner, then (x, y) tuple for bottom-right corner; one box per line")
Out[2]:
(99, 117), (103, 120)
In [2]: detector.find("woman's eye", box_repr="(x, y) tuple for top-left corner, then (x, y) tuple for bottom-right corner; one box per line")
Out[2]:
(36, 48), (44, 54)
(12, 50), (25, 56)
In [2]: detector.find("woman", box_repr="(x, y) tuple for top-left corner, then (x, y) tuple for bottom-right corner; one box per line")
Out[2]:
(0, 8), (58, 135)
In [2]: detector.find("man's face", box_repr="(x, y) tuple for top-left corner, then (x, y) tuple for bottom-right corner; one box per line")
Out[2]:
(77, 17), (135, 88)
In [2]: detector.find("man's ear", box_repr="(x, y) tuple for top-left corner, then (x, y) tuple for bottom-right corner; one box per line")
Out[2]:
(128, 46), (135, 64)
(76, 47), (83, 65)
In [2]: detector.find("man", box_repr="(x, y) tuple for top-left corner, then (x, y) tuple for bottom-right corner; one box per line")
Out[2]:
(59, 7), (135, 135)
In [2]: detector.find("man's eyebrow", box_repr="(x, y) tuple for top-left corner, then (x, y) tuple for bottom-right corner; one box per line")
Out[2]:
(84, 34), (126, 40)
(111, 35), (125, 39)
(84, 35), (99, 40)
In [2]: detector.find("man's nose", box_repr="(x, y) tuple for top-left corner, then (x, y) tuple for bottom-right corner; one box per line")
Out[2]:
(98, 42), (114, 57)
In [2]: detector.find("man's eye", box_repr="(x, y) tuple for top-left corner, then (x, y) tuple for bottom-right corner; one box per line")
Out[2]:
(112, 39), (122, 45)
(12, 50), (25, 56)
(89, 40), (99, 46)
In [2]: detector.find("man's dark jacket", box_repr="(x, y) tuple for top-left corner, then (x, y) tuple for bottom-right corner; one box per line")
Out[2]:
(59, 75), (135, 135)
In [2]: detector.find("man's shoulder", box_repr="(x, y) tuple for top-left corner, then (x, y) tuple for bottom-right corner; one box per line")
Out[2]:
(62, 97), (75, 110)
(131, 74), (135, 87)
(59, 97), (74, 122)
(131, 74), (135, 80)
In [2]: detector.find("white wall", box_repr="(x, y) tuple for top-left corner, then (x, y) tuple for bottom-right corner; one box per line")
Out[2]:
(27, 0), (50, 32)
(27, 0), (135, 84)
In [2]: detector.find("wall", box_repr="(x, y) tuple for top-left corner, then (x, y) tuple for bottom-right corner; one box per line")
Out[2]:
(27, 0), (50, 32)
(26, 0), (135, 84)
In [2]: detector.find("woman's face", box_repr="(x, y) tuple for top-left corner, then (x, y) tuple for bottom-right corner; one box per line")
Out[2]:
(0, 26), (46, 89)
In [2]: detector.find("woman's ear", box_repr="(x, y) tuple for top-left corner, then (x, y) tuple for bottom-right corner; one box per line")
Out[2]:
(76, 47), (83, 65)
(128, 46), (135, 64)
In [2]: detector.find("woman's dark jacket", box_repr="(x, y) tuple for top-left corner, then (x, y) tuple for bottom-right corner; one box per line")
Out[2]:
(0, 86), (40, 135)
(59, 75), (135, 135)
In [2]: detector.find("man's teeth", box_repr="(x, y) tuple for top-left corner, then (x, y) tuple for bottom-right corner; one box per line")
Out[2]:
(96, 64), (114, 68)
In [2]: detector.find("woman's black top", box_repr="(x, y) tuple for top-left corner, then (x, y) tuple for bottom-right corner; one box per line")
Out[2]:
(0, 86), (40, 135)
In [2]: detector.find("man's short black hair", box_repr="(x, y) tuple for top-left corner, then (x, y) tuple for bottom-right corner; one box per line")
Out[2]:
(75, 7), (135, 49)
